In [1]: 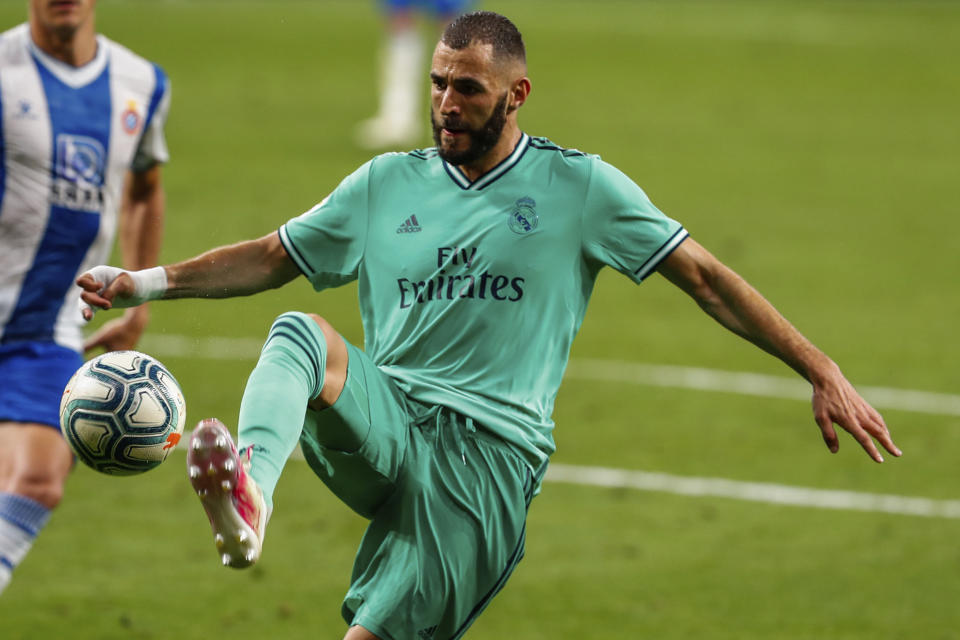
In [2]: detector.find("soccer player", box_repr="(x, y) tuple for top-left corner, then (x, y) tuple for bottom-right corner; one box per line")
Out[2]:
(356, 0), (472, 149)
(77, 11), (899, 640)
(0, 0), (170, 595)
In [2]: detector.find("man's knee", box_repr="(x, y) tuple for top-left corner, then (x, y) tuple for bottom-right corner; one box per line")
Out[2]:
(3, 470), (66, 509)
(0, 424), (72, 509)
(263, 312), (348, 409)
(301, 313), (349, 409)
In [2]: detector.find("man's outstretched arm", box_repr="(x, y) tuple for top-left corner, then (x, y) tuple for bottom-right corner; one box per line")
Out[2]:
(77, 231), (301, 318)
(655, 236), (901, 463)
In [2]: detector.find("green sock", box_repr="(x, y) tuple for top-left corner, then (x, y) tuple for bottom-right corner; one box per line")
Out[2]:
(238, 312), (326, 508)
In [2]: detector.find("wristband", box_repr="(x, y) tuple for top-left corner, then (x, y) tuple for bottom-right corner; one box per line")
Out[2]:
(131, 266), (168, 302)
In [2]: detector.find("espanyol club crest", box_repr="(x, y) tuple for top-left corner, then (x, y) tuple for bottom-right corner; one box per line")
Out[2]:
(121, 99), (141, 135)
(508, 197), (539, 234)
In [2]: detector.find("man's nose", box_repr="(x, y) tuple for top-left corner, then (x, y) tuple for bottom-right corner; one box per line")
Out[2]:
(439, 88), (461, 115)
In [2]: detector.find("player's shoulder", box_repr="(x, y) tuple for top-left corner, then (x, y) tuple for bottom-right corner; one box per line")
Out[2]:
(527, 136), (594, 159)
(526, 135), (646, 197)
(524, 135), (604, 179)
(98, 34), (168, 88)
(374, 147), (443, 165)
(526, 136), (600, 168)
(98, 33), (156, 66)
(0, 24), (30, 65)
(366, 147), (445, 179)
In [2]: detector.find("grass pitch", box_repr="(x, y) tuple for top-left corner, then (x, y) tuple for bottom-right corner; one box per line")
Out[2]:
(1, 1), (958, 638)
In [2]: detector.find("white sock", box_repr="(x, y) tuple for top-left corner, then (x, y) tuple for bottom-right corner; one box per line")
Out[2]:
(0, 493), (51, 596)
(378, 28), (424, 129)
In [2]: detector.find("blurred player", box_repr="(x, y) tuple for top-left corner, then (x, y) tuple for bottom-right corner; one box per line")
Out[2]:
(355, 0), (472, 149)
(77, 11), (899, 639)
(0, 0), (170, 595)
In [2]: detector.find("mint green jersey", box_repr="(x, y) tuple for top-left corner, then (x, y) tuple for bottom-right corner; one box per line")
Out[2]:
(279, 134), (687, 472)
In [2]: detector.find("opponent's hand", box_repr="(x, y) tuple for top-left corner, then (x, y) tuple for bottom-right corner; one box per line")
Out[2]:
(811, 364), (902, 463)
(77, 265), (167, 321)
(83, 307), (149, 354)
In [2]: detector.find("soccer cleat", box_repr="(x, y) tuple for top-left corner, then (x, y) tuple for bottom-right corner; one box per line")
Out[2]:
(186, 418), (269, 569)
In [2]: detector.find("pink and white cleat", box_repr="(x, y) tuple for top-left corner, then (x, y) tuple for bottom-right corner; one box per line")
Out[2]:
(187, 418), (269, 569)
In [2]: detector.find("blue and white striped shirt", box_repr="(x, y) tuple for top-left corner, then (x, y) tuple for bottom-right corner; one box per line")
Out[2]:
(0, 23), (170, 351)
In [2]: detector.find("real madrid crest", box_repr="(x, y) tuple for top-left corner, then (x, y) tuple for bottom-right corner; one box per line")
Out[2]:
(507, 196), (539, 235)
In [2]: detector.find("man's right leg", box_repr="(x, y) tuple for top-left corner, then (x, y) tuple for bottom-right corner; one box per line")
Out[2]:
(0, 342), (80, 595)
(188, 311), (347, 568)
(0, 423), (72, 595)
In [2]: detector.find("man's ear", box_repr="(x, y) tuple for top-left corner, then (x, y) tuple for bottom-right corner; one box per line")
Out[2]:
(508, 77), (531, 113)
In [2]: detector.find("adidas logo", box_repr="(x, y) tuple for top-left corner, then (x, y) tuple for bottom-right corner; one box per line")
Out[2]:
(396, 214), (422, 234)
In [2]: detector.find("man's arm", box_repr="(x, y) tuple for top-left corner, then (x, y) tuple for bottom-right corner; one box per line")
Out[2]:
(656, 236), (901, 462)
(83, 166), (165, 353)
(77, 230), (300, 316)
(162, 231), (301, 299)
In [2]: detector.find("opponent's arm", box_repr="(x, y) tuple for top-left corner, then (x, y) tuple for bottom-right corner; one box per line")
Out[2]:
(655, 237), (901, 462)
(83, 166), (165, 352)
(78, 231), (300, 317)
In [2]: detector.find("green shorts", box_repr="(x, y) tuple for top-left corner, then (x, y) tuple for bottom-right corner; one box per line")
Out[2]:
(298, 341), (537, 640)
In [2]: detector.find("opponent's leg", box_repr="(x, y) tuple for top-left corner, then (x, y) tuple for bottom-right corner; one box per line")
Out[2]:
(0, 423), (73, 594)
(355, 7), (424, 148)
(187, 312), (347, 568)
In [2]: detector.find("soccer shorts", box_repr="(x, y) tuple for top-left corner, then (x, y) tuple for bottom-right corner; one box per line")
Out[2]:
(298, 340), (537, 640)
(381, 0), (473, 18)
(0, 341), (82, 429)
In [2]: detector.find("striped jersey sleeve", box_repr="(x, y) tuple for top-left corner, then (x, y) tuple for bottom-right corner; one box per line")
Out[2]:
(581, 158), (688, 282)
(279, 159), (372, 291)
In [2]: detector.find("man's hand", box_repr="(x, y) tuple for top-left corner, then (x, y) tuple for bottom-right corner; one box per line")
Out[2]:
(811, 362), (901, 463)
(77, 265), (167, 321)
(83, 307), (149, 354)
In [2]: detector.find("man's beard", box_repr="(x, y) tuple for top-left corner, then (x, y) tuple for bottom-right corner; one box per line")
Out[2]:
(432, 94), (509, 167)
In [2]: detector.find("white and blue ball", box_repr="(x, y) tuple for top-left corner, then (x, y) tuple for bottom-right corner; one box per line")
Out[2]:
(59, 351), (186, 476)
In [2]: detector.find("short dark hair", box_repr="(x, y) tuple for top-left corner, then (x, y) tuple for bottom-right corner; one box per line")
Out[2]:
(440, 11), (526, 64)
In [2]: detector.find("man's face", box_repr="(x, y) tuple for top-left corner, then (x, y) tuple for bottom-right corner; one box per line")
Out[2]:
(30, 0), (96, 39)
(430, 42), (513, 166)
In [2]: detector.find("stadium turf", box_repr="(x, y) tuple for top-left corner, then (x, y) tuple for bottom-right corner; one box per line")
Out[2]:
(1, 1), (957, 638)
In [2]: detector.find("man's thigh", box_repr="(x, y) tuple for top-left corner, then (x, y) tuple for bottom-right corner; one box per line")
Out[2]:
(298, 341), (411, 519)
(0, 342), (81, 429)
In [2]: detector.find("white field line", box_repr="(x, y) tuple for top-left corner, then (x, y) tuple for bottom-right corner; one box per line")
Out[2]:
(176, 433), (960, 520)
(155, 333), (960, 519)
(564, 358), (960, 417)
(544, 464), (960, 520)
(143, 334), (960, 417)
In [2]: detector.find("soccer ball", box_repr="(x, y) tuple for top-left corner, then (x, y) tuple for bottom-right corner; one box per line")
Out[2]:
(59, 350), (187, 476)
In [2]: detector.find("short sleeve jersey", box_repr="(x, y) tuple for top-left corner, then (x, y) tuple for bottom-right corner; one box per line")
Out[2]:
(0, 24), (170, 351)
(280, 134), (687, 471)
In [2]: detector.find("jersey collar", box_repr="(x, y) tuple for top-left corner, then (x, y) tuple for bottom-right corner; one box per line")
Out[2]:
(442, 133), (530, 191)
(27, 32), (109, 89)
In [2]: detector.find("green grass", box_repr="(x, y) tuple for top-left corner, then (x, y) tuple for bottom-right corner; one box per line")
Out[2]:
(2, 1), (959, 638)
